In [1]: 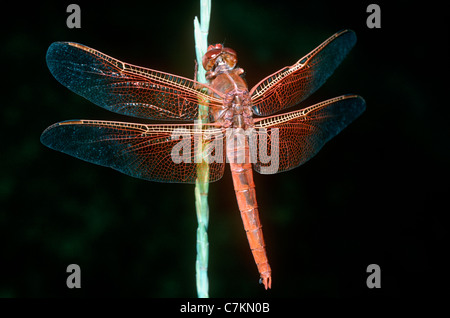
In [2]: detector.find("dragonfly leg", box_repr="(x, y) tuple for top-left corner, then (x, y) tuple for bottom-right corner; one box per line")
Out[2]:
(194, 59), (198, 82)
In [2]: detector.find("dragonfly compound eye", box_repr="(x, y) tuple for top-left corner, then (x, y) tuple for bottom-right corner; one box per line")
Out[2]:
(222, 47), (237, 68)
(202, 45), (237, 71)
(202, 44), (223, 71)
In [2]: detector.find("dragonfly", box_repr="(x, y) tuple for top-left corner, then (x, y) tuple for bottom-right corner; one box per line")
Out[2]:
(41, 29), (365, 290)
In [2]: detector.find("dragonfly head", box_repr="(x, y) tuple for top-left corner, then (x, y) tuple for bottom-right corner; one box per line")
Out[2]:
(202, 43), (237, 72)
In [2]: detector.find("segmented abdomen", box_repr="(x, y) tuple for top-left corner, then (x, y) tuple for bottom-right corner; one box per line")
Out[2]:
(226, 134), (272, 289)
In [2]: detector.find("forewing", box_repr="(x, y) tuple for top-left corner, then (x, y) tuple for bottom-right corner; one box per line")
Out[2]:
(46, 42), (223, 121)
(250, 30), (357, 116)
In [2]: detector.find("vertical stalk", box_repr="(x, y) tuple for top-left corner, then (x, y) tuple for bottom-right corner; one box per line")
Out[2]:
(193, 0), (211, 298)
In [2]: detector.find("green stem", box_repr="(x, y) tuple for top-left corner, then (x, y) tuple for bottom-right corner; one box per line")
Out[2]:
(193, 0), (211, 299)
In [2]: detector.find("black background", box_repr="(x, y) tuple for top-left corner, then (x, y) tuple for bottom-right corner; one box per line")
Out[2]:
(1, 0), (447, 298)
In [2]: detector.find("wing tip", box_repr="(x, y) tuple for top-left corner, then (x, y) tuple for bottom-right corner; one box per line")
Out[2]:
(341, 94), (366, 116)
(46, 42), (89, 66)
(338, 29), (357, 48)
(40, 120), (84, 146)
(337, 28), (356, 38)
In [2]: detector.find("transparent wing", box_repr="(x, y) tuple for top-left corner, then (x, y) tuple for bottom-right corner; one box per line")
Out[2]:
(46, 42), (224, 121)
(40, 120), (226, 183)
(250, 30), (357, 116)
(252, 95), (365, 174)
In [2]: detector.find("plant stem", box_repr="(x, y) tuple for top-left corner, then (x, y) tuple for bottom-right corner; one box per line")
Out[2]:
(193, 0), (211, 299)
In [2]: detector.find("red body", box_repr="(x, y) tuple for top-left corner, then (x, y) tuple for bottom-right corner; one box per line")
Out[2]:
(204, 50), (272, 288)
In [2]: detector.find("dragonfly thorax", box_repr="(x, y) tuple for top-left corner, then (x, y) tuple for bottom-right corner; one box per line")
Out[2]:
(216, 92), (253, 129)
(204, 45), (253, 130)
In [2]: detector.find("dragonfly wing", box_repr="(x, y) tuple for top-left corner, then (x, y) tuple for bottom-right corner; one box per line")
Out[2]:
(46, 42), (223, 121)
(252, 95), (365, 174)
(40, 120), (226, 183)
(250, 30), (357, 116)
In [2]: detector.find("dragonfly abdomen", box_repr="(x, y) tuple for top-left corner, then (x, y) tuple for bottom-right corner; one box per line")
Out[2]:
(227, 141), (272, 289)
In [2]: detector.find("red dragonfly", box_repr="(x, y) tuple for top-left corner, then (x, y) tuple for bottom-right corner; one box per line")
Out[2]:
(41, 29), (365, 290)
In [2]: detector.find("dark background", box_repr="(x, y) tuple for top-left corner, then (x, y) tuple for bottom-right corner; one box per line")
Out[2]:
(1, 0), (447, 298)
